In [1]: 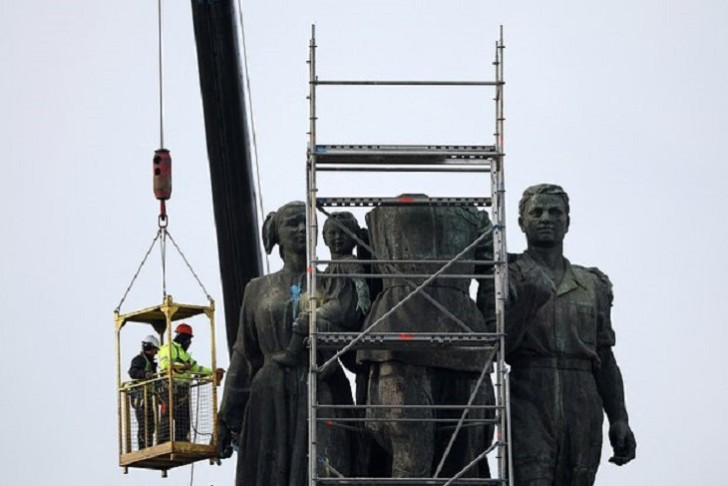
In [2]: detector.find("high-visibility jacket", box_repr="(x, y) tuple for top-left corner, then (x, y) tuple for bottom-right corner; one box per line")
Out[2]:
(159, 341), (212, 380)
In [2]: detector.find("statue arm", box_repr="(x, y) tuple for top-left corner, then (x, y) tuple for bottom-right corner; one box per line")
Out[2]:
(503, 260), (553, 354)
(595, 347), (636, 465)
(474, 210), (495, 330)
(591, 270), (635, 465)
(317, 262), (369, 331)
(594, 347), (629, 423)
(218, 280), (259, 444)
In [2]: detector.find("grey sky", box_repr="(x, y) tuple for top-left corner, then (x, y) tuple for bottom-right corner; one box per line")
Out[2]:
(1, 1), (726, 484)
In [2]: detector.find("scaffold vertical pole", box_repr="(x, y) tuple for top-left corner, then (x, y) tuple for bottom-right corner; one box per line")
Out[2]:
(306, 27), (509, 485)
(306, 23), (319, 486)
(492, 26), (511, 485)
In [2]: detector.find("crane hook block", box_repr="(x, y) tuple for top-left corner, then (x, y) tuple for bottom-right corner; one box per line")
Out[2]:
(153, 148), (172, 201)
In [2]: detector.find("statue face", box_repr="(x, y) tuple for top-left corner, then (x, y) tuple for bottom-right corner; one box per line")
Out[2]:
(519, 194), (570, 247)
(277, 206), (307, 256)
(323, 223), (356, 256)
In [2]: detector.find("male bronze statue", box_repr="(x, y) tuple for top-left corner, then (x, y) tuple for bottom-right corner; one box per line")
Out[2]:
(507, 184), (636, 485)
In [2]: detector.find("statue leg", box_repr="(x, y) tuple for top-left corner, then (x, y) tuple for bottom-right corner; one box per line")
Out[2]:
(366, 361), (434, 477)
(509, 367), (557, 486)
(433, 369), (495, 478)
(560, 371), (603, 486)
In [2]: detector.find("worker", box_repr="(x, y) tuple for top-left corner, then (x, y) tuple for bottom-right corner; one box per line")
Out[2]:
(128, 334), (160, 450)
(158, 323), (225, 442)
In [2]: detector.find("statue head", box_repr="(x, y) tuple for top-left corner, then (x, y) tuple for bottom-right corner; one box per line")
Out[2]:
(518, 183), (570, 248)
(262, 201), (306, 258)
(323, 211), (362, 257)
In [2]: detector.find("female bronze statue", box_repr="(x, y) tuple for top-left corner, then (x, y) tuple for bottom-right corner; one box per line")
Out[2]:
(221, 201), (353, 485)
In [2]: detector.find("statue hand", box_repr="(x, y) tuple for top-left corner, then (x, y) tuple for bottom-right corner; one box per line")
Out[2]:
(608, 420), (636, 466)
(293, 311), (310, 335)
(316, 316), (334, 332)
(216, 419), (234, 460)
(521, 266), (555, 307)
(356, 294), (372, 315)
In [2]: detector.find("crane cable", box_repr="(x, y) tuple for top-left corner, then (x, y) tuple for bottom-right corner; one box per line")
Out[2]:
(156, 0), (170, 299)
(157, 0), (165, 150)
(236, 0), (270, 274)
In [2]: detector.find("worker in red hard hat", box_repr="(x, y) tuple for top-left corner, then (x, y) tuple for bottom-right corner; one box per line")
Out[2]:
(158, 323), (225, 442)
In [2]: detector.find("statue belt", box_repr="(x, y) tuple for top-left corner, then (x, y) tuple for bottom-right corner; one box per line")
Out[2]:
(380, 280), (470, 293)
(511, 356), (593, 372)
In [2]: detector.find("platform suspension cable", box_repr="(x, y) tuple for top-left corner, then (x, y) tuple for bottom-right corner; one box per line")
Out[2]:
(166, 231), (214, 302)
(115, 229), (162, 312)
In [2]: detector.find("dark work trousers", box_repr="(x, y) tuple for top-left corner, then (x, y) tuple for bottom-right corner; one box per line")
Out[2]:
(366, 361), (494, 478)
(134, 394), (156, 449)
(510, 362), (603, 486)
(158, 383), (191, 442)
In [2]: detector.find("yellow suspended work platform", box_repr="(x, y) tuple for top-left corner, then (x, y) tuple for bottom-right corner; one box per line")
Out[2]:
(115, 295), (219, 476)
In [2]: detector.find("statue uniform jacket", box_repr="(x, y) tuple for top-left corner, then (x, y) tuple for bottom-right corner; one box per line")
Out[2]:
(357, 205), (493, 372)
(506, 251), (616, 366)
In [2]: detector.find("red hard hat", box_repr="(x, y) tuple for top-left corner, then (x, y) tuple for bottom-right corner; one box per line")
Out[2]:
(175, 323), (194, 337)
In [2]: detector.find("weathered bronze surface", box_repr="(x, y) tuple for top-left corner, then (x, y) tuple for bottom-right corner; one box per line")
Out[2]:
(357, 203), (495, 478)
(506, 184), (636, 485)
(219, 202), (354, 485)
(219, 189), (637, 484)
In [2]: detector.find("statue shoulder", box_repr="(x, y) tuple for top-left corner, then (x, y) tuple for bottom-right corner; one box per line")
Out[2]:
(246, 275), (266, 288)
(243, 275), (270, 297)
(507, 253), (533, 281)
(574, 264), (613, 299)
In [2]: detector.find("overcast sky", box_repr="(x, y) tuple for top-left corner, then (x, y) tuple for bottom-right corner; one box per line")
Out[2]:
(2, 1), (726, 484)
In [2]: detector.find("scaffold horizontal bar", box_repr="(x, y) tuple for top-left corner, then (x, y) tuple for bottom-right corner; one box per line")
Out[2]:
(315, 144), (498, 153)
(314, 404), (503, 410)
(316, 196), (492, 207)
(315, 272), (494, 279)
(316, 166), (492, 173)
(315, 479), (506, 485)
(315, 332), (501, 350)
(314, 144), (499, 161)
(315, 259), (498, 265)
(317, 417), (500, 424)
(313, 80), (503, 86)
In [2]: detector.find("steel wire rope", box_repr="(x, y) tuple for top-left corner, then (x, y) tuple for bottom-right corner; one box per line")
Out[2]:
(166, 230), (214, 302)
(235, 0), (269, 273)
(156, 0), (170, 302)
(157, 0), (165, 148)
(190, 379), (213, 437)
(160, 228), (168, 298)
(115, 229), (162, 312)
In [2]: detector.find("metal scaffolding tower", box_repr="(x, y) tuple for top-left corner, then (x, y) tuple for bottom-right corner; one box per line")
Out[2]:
(305, 26), (510, 485)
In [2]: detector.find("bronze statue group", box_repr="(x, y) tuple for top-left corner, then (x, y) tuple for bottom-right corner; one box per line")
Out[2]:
(217, 184), (636, 486)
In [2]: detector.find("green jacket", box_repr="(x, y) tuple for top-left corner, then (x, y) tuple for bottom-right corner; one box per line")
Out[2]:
(159, 341), (212, 380)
